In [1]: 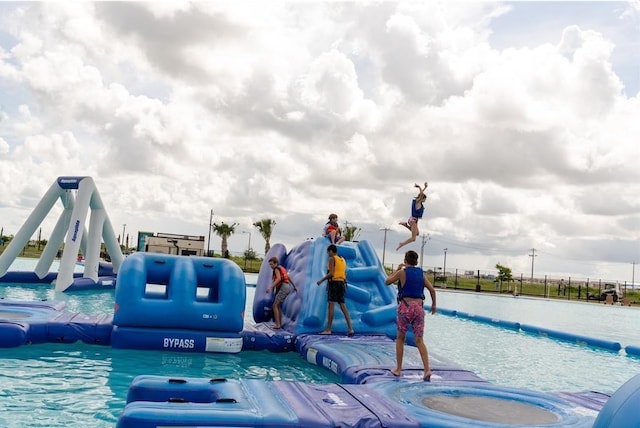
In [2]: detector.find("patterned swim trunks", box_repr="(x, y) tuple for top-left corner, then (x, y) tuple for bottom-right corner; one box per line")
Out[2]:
(397, 300), (425, 337)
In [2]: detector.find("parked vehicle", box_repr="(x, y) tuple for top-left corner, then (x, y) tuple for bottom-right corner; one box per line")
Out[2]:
(600, 283), (623, 302)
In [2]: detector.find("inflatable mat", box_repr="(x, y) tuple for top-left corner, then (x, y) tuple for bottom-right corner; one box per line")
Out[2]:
(296, 333), (484, 384)
(118, 375), (600, 428)
(0, 299), (112, 347)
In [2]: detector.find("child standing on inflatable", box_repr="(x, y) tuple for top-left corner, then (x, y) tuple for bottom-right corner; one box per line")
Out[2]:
(385, 250), (437, 381)
(396, 182), (428, 251)
(316, 244), (354, 336)
(266, 257), (297, 329)
(323, 213), (345, 245)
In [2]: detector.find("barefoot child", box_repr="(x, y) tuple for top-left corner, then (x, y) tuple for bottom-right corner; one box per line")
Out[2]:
(384, 250), (436, 381)
(397, 182), (428, 251)
(266, 257), (297, 329)
(316, 244), (354, 336)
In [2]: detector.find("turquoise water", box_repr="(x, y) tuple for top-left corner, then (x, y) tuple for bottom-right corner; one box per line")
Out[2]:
(2, 261), (640, 426)
(0, 283), (336, 428)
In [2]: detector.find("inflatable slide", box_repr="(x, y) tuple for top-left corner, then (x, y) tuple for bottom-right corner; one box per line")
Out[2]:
(253, 238), (404, 337)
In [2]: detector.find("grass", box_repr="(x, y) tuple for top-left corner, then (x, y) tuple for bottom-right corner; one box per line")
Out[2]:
(432, 276), (639, 306)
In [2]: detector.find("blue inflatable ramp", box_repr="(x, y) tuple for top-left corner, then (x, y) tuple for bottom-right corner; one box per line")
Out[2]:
(253, 239), (402, 337)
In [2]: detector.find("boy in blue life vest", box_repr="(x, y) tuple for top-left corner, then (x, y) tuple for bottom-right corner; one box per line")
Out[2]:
(397, 182), (428, 251)
(385, 250), (437, 381)
(266, 257), (297, 329)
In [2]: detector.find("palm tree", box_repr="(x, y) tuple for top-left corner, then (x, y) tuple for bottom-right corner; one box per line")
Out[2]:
(253, 218), (276, 255)
(212, 222), (238, 257)
(343, 221), (361, 242)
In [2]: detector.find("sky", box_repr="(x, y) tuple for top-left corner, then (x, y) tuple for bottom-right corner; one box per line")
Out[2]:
(0, 1), (638, 284)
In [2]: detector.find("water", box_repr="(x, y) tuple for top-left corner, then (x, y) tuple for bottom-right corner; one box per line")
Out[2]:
(0, 280), (335, 427)
(2, 261), (640, 426)
(422, 290), (640, 394)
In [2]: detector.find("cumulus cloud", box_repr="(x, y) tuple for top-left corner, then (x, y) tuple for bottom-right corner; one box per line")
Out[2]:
(0, 2), (638, 282)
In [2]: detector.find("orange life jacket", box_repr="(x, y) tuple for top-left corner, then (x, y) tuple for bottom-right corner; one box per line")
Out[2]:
(272, 265), (290, 291)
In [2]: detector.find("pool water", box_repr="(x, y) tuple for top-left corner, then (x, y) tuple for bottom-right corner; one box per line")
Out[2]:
(1, 264), (640, 427)
(0, 284), (337, 427)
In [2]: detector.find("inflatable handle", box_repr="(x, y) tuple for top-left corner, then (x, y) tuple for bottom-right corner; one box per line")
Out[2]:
(346, 284), (371, 304)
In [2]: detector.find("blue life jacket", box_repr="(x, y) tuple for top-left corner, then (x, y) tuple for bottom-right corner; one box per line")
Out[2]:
(398, 266), (425, 300)
(411, 199), (425, 219)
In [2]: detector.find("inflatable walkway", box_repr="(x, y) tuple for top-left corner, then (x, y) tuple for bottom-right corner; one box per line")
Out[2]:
(0, 299), (112, 347)
(118, 334), (606, 427)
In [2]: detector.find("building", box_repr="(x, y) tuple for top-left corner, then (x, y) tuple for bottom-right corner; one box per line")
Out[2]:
(137, 232), (205, 256)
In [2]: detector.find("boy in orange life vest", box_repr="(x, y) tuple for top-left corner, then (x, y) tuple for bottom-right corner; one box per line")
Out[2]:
(385, 250), (436, 381)
(266, 257), (296, 329)
(397, 181), (428, 251)
(316, 244), (354, 336)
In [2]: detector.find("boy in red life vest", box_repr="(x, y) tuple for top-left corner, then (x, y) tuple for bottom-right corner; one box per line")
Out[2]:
(397, 182), (428, 251)
(266, 257), (297, 329)
(323, 213), (345, 245)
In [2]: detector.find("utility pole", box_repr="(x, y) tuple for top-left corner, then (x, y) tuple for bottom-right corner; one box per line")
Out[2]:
(529, 248), (537, 283)
(632, 261), (636, 286)
(420, 233), (431, 270)
(380, 227), (390, 267)
(443, 248), (448, 282)
(207, 209), (214, 257)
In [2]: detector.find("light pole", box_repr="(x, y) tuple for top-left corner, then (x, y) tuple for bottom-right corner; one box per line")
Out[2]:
(529, 248), (537, 283)
(242, 231), (251, 269)
(207, 209), (214, 257)
(380, 227), (389, 268)
(420, 234), (430, 270)
(122, 224), (126, 250)
(443, 248), (448, 283)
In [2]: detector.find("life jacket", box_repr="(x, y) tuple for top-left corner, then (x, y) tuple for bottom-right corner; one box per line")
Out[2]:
(326, 223), (339, 233)
(324, 221), (340, 235)
(411, 199), (425, 219)
(272, 265), (290, 291)
(331, 255), (347, 281)
(398, 266), (425, 300)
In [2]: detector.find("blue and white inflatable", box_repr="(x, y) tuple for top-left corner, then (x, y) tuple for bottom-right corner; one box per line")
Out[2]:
(111, 252), (246, 353)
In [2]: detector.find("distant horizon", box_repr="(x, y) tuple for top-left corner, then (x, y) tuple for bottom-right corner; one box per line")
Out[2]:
(1, 237), (634, 287)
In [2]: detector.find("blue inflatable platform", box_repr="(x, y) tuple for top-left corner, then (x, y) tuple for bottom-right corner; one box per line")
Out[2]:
(112, 253), (246, 353)
(0, 299), (112, 347)
(118, 333), (603, 427)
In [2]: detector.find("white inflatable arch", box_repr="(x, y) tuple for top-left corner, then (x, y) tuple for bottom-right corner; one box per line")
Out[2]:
(0, 176), (123, 291)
